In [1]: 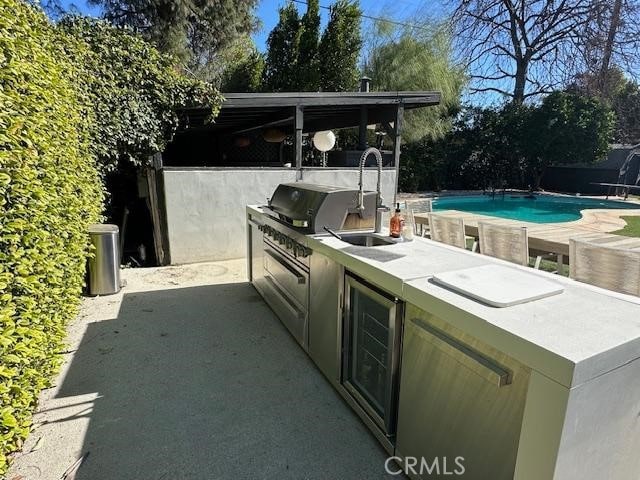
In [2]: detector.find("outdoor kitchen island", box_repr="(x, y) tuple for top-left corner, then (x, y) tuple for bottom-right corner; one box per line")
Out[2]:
(247, 203), (640, 480)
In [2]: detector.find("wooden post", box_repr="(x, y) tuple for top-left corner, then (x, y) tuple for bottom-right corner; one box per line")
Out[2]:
(359, 77), (371, 150)
(393, 103), (404, 205)
(146, 167), (165, 265)
(295, 104), (303, 180)
(358, 106), (368, 150)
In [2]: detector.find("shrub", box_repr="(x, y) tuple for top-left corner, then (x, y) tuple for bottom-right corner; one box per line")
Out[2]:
(0, 0), (103, 472)
(58, 16), (221, 173)
(525, 91), (614, 187)
(399, 96), (614, 193)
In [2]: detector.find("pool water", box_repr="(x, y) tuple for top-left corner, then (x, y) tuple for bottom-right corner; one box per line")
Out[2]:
(413, 194), (638, 223)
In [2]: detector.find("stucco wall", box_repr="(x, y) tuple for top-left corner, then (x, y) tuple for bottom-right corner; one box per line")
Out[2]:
(161, 168), (397, 264)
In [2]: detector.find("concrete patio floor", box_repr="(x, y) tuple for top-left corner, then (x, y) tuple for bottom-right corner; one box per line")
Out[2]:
(7, 259), (395, 480)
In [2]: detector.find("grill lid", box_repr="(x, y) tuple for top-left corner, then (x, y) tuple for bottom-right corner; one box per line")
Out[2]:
(268, 182), (376, 232)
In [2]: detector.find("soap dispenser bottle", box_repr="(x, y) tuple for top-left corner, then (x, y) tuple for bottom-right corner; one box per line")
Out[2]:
(389, 203), (404, 238)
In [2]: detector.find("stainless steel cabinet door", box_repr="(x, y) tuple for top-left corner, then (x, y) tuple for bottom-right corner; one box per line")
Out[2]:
(308, 252), (342, 387)
(396, 304), (531, 480)
(247, 217), (264, 289)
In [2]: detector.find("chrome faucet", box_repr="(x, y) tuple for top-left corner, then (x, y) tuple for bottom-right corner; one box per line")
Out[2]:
(357, 147), (390, 233)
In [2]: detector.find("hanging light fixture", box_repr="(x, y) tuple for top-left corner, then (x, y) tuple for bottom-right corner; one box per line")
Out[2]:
(262, 128), (287, 143)
(312, 130), (336, 152)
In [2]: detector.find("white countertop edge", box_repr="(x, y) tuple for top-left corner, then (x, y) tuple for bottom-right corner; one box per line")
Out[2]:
(247, 204), (640, 387)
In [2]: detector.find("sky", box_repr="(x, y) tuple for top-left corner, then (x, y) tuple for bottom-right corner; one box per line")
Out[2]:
(60, 0), (442, 52)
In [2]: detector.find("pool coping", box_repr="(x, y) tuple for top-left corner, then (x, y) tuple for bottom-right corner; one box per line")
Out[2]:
(569, 208), (640, 233)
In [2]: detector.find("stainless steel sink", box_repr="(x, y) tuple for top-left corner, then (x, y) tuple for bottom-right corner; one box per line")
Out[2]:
(339, 234), (396, 247)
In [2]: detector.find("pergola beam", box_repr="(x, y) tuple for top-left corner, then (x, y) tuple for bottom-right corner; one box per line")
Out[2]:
(231, 115), (294, 135)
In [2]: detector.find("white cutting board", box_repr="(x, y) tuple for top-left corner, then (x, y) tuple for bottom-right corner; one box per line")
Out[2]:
(432, 264), (564, 307)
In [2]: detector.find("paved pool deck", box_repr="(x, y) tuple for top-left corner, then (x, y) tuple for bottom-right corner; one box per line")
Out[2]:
(6, 260), (394, 480)
(412, 206), (640, 258)
(568, 207), (640, 232)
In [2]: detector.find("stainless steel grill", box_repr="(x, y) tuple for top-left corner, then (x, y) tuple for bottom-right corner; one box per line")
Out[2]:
(267, 182), (377, 233)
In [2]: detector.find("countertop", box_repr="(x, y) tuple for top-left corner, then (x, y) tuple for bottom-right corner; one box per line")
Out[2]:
(248, 205), (640, 388)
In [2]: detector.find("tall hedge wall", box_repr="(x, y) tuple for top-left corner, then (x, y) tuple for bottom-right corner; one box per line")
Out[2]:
(0, 0), (104, 472)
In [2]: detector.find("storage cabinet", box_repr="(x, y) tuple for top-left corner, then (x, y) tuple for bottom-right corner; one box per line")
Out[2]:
(247, 215), (265, 293)
(395, 304), (531, 479)
(308, 252), (342, 386)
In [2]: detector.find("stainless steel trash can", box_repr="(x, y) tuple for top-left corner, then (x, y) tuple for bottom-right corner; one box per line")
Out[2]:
(87, 224), (121, 296)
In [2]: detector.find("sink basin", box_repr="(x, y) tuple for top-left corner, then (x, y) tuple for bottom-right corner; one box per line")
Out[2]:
(339, 234), (396, 247)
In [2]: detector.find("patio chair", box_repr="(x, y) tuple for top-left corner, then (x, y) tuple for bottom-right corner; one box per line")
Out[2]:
(410, 199), (432, 237)
(478, 222), (561, 270)
(569, 239), (640, 296)
(478, 222), (530, 266)
(428, 213), (466, 249)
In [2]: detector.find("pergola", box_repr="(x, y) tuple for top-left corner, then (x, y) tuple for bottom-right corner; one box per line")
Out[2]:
(178, 91), (441, 203)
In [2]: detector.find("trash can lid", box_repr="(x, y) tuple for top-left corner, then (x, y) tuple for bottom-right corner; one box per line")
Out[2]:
(88, 224), (119, 233)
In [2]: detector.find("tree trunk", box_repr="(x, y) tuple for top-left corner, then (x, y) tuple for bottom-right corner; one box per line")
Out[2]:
(513, 59), (527, 104)
(598, 0), (623, 95)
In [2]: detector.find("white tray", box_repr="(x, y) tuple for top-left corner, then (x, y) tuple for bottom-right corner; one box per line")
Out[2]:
(432, 264), (564, 307)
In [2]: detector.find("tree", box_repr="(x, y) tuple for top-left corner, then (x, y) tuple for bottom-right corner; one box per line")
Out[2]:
(318, 0), (362, 91)
(568, 68), (640, 144)
(596, 0), (623, 91)
(261, 3), (302, 92)
(89, 0), (258, 75)
(450, 0), (640, 104)
(365, 22), (466, 142)
(461, 94), (613, 188)
(450, 0), (594, 103)
(610, 80), (640, 144)
(524, 92), (614, 186)
(575, 0), (640, 97)
(399, 106), (526, 192)
(298, 0), (321, 91)
(456, 105), (532, 189)
(220, 36), (264, 92)
(262, 0), (362, 93)
(399, 94), (614, 192)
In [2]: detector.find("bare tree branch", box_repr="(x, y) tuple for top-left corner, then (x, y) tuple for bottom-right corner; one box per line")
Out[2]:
(449, 0), (638, 103)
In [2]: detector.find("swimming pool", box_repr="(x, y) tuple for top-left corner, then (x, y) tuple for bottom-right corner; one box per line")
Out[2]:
(412, 194), (639, 223)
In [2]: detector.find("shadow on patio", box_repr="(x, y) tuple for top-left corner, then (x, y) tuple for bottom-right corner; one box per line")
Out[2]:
(54, 282), (394, 479)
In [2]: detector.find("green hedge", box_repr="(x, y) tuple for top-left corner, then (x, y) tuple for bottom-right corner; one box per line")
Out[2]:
(0, 3), (221, 472)
(58, 16), (221, 173)
(0, 0), (103, 472)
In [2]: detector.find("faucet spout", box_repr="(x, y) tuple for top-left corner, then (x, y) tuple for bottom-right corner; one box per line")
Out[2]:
(357, 147), (387, 232)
